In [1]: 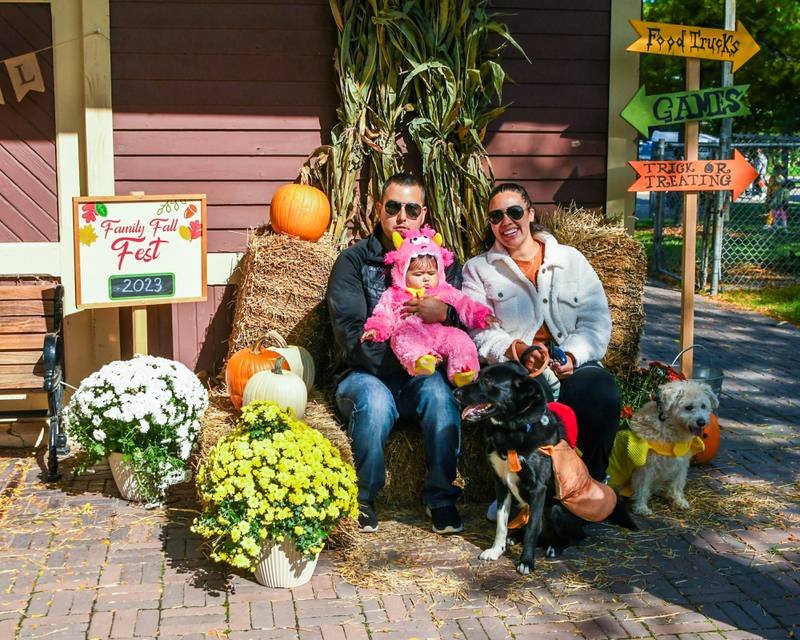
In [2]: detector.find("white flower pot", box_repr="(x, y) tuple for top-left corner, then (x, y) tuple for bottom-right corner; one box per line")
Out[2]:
(108, 453), (144, 502)
(253, 537), (319, 588)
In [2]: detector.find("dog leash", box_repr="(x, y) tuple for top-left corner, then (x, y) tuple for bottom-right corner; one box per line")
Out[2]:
(519, 342), (550, 378)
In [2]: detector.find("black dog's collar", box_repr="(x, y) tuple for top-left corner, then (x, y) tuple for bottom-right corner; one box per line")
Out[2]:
(524, 414), (549, 433)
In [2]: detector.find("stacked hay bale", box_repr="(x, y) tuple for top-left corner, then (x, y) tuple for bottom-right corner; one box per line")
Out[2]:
(199, 210), (646, 511)
(227, 230), (337, 376)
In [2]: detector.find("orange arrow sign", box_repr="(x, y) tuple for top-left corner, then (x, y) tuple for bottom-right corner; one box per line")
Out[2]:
(627, 20), (760, 72)
(628, 149), (758, 201)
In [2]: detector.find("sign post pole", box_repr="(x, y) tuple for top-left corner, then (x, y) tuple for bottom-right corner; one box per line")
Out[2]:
(132, 306), (148, 355)
(680, 58), (701, 378)
(129, 191), (149, 356)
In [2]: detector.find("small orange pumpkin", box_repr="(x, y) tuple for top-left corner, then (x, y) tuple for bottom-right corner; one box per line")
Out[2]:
(692, 413), (720, 464)
(270, 183), (331, 242)
(226, 340), (291, 409)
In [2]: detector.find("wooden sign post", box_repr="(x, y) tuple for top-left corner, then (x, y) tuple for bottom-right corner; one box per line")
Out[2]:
(72, 194), (208, 356)
(628, 150), (758, 199)
(681, 59), (700, 377)
(627, 20), (759, 71)
(620, 84), (750, 138)
(625, 19), (760, 377)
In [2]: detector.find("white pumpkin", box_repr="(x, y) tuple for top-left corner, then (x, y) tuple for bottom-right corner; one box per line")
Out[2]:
(242, 356), (308, 419)
(260, 331), (316, 391)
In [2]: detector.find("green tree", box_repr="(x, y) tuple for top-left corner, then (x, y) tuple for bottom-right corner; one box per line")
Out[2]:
(641, 0), (800, 133)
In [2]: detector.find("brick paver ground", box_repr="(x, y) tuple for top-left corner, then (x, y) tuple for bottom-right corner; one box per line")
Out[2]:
(1, 284), (798, 639)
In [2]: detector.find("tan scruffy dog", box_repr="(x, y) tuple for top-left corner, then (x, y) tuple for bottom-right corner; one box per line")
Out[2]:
(609, 380), (719, 517)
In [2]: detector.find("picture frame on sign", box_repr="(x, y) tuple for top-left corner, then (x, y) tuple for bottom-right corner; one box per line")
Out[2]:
(72, 194), (207, 309)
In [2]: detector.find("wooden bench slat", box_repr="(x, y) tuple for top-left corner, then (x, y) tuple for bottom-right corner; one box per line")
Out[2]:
(0, 300), (54, 316)
(0, 334), (45, 350)
(0, 351), (43, 365)
(0, 317), (53, 333)
(0, 373), (44, 390)
(0, 363), (44, 375)
(0, 285), (57, 300)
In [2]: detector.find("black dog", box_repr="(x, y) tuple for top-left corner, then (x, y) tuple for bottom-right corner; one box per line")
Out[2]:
(454, 362), (636, 575)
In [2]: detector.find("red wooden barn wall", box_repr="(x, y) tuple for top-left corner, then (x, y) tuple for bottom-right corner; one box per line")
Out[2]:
(110, 0), (610, 373)
(0, 4), (58, 243)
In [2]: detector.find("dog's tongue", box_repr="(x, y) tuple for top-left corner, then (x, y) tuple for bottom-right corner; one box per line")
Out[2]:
(461, 403), (492, 421)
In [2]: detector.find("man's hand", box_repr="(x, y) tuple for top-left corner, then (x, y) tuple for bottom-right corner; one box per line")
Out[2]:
(360, 329), (377, 342)
(401, 296), (448, 323)
(552, 353), (576, 379)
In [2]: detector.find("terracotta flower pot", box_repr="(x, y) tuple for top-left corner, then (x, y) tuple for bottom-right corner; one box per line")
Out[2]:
(254, 537), (319, 588)
(108, 452), (144, 502)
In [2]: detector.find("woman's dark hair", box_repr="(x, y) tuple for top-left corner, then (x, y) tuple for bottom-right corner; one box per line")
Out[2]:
(482, 182), (548, 250)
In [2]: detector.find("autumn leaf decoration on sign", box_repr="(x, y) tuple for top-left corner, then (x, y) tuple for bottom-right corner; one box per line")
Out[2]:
(179, 220), (202, 242)
(78, 224), (97, 246)
(178, 204), (202, 240)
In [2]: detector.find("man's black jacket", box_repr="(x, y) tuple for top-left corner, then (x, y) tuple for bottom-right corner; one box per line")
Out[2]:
(326, 228), (463, 381)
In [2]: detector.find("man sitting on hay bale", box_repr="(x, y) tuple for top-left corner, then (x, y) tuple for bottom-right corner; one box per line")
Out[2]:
(327, 173), (466, 535)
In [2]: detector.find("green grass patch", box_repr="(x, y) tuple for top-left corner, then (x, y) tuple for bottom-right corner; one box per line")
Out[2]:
(711, 285), (800, 326)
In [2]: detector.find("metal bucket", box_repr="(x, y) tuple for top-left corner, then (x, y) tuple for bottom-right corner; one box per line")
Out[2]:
(679, 363), (725, 397)
(671, 346), (725, 398)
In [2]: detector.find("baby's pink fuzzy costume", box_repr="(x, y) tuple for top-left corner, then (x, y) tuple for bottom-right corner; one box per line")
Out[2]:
(363, 226), (493, 384)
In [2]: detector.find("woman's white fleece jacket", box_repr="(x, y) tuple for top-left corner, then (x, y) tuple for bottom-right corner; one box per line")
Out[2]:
(461, 232), (612, 367)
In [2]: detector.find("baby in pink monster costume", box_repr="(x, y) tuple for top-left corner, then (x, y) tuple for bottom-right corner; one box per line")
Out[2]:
(360, 226), (495, 387)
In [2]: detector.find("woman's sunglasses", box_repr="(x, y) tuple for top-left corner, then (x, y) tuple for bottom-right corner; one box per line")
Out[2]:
(488, 205), (526, 225)
(384, 200), (423, 220)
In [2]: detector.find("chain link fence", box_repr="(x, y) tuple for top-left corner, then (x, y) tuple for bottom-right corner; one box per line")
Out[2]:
(636, 134), (800, 290)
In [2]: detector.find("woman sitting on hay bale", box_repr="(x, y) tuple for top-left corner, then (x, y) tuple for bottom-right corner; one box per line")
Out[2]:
(462, 182), (621, 509)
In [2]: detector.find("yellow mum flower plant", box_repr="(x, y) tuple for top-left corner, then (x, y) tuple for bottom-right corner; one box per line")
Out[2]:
(192, 402), (359, 571)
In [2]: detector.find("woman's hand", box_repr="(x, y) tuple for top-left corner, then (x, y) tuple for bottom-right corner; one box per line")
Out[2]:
(401, 296), (448, 323)
(552, 353), (576, 379)
(360, 329), (377, 342)
(522, 347), (548, 373)
(508, 341), (547, 373)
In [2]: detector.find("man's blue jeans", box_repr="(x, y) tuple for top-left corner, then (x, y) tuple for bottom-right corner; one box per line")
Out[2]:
(335, 369), (462, 509)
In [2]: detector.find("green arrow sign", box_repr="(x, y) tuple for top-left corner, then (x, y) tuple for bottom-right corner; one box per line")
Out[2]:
(621, 85), (750, 137)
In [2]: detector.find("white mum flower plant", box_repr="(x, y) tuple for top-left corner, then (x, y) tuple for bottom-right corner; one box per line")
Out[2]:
(65, 355), (208, 502)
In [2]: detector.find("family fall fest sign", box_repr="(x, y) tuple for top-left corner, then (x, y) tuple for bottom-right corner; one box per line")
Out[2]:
(73, 196), (207, 308)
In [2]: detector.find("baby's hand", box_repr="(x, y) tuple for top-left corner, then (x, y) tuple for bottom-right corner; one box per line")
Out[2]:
(485, 315), (501, 327)
(360, 330), (377, 342)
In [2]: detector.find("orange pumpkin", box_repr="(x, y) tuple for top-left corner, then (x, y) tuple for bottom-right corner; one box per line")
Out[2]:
(692, 413), (720, 464)
(226, 340), (291, 409)
(270, 184), (331, 242)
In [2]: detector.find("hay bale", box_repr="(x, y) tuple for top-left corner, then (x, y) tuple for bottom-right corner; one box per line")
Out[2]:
(383, 423), (493, 506)
(227, 230), (338, 379)
(546, 206), (647, 377)
(195, 387), (237, 471)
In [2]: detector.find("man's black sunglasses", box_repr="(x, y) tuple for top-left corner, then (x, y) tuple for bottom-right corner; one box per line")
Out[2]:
(488, 205), (526, 225)
(384, 200), (423, 220)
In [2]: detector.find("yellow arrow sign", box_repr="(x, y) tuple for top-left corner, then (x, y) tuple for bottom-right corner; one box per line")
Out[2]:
(627, 20), (760, 72)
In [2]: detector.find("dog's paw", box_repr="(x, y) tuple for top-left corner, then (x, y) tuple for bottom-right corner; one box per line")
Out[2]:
(516, 560), (534, 575)
(545, 545), (558, 558)
(632, 502), (652, 517)
(672, 495), (690, 510)
(479, 546), (505, 561)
